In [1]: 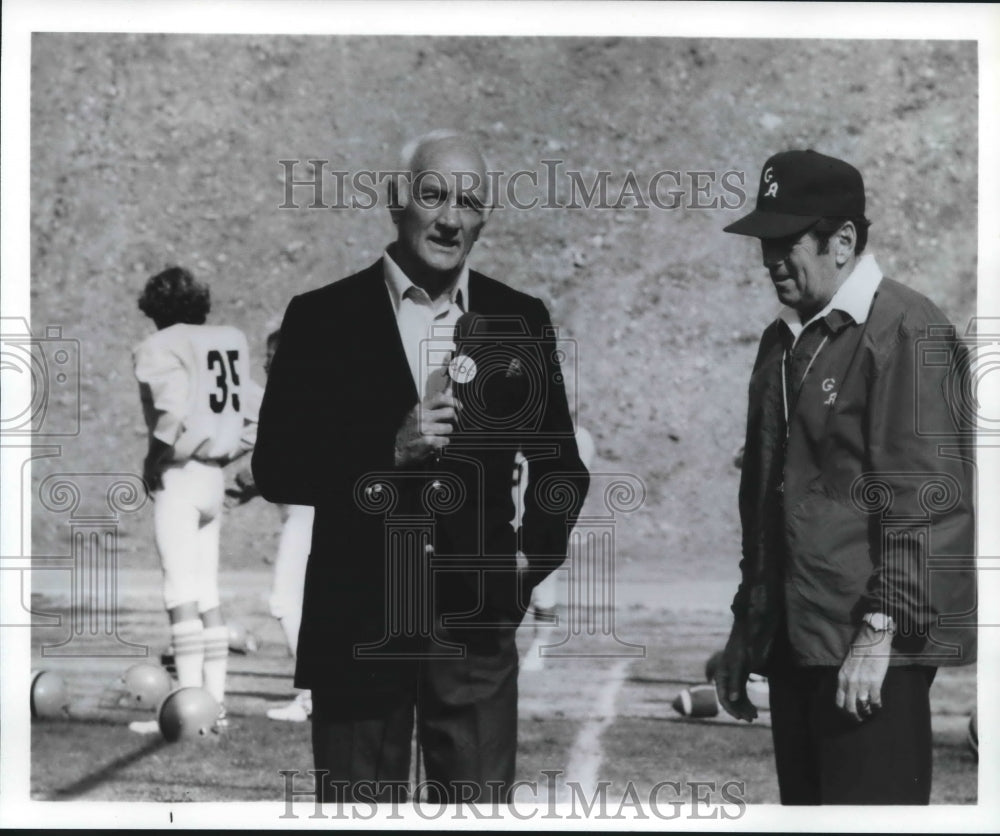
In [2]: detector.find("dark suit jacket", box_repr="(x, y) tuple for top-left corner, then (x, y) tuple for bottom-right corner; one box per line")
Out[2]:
(252, 260), (589, 696)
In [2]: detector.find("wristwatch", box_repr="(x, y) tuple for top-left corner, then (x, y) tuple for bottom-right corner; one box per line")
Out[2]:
(862, 612), (896, 635)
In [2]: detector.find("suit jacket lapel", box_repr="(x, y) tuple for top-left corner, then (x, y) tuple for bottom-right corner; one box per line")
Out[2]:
(468, 271), (493, 314)
(352, 259), (419, 406)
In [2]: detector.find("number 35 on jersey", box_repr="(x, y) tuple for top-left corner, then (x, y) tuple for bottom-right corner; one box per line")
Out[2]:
(134, 323), (257, 464)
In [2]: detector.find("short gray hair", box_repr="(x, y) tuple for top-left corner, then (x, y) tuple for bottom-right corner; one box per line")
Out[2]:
(387, 131), (493, 211)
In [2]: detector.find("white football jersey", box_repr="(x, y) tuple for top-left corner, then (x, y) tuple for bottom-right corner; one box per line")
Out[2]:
(134, 323), (255, 463)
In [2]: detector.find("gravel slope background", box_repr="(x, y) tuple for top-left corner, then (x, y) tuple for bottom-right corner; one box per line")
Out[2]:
(28, 35), (977, 587)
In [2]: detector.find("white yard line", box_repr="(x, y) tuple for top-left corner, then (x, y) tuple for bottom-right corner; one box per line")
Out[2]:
(557, 658), (631, 803)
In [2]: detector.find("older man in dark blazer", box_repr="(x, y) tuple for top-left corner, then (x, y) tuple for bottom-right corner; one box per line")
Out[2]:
(252, 131), (588, 804)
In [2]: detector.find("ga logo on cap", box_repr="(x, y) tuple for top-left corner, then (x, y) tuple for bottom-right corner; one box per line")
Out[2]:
(763, 166), (779, 198)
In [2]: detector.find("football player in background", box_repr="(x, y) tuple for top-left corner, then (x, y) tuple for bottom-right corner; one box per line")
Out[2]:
(129, 266), (255, 733)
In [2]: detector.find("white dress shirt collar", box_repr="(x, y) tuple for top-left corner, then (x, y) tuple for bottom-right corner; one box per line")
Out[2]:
(383, 248), (470, 315)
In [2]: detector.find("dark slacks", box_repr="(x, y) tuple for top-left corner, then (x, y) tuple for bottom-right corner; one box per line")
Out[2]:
(311, 629), (519, 805)
(768, 663), (936, 804)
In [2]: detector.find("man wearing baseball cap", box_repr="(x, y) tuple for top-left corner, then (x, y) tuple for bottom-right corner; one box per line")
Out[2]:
(716, 150), (976, 804)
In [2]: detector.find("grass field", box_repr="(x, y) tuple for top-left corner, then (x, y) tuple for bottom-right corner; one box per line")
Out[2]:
(29, 569), (977, 810)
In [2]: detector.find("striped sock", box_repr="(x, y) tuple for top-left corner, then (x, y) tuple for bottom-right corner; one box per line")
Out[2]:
(202, 625), (229, 705)
(171, 619), (205, 689)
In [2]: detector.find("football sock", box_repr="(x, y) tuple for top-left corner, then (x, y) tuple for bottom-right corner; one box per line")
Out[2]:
(201, 624), (229, 705)
(171, 619), (205, 688)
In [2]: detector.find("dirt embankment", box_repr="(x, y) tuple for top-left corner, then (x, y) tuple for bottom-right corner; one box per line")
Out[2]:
(29, 36), (977, 583)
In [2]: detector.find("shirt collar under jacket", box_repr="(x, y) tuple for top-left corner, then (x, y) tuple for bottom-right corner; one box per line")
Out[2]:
(778, 253), (884, 344)
(382, 248), (470, 315)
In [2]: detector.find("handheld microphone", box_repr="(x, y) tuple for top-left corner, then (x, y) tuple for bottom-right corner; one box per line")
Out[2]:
(431, 312), (479, 462)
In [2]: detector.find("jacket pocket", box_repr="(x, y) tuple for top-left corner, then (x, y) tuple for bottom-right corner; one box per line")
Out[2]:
(784, 486), (872, 625)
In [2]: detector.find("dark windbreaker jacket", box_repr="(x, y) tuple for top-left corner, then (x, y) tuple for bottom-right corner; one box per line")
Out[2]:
(733, 262), (976, 671)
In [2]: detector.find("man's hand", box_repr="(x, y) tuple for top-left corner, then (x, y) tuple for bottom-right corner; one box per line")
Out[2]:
(143, 455), (165, 495)
(224, 466), (260, 508)
(836, 624), (893, 722)
(394, 392), (461, 467)
(715, 620), (758, 722)
(142, 437), (173, 496)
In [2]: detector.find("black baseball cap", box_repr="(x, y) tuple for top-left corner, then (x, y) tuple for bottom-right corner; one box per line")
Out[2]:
(724, 149), (866, 239)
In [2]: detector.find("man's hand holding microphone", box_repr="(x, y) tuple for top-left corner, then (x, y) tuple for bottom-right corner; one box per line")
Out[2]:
(393, 312), (480, 468)
(393, 390), (461, 467)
